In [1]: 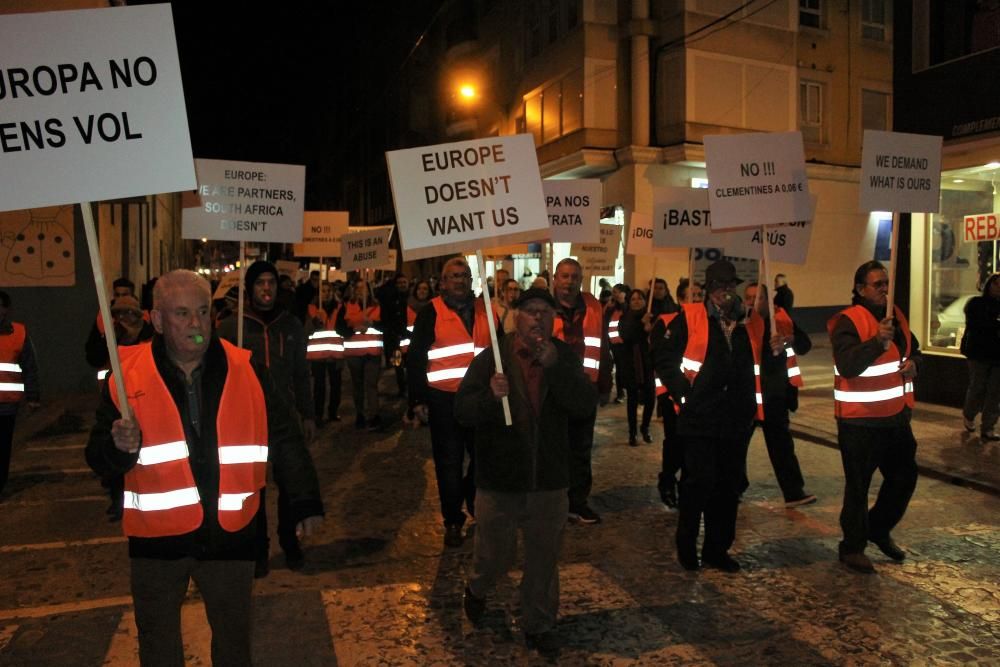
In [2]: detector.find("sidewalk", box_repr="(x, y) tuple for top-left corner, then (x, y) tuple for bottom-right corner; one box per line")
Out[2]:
(792, 344), (1000, 497)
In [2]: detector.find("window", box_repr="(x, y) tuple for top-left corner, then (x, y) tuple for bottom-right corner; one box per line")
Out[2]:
(861, 0), (886, 40)
(861, 89), (889, 131)
(522, 69), (584, 146)
(799, 0), (821, 29)
(524, 0), (582, 63)
(799, 80), (823, 143)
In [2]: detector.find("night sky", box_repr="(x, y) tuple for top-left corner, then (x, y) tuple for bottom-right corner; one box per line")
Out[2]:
(158, 1), (444, 210)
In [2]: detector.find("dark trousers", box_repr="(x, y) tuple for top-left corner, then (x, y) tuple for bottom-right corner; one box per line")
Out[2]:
(130, 557), (255, 667)
(0, 413), (14, 495)
(255, 486), (298, 561)
(611, 344), (626, 398)
(567, 407), (597, 511)
(626, 379), (654, 437)
(346, 355), (380, 420)
(428, 390), (475, 527)
(311, 360), (342, 421)
(748, 399), (806, 501)
(470, 489), (568, 634)
(659, 397), (682, 477)
(677, 435), (745, 559)
(837, 420), (918, 554)
(963, 360), (1000, 433)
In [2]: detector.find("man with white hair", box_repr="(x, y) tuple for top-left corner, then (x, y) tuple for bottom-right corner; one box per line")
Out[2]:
(86, 270), (323, 665)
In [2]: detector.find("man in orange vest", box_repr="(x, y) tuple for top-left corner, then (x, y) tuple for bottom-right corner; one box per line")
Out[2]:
(829, 261), (920, 574)
(742, 283), (816, 508)
(652, 260), (756, 572)
(552, 258), (610, 525)
(408, 257), (496, 547)
(0, 291), (41, 498)
(86, 270), (323, 665)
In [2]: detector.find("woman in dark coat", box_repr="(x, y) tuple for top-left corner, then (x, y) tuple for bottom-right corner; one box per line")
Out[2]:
(619, 289), (656, 446)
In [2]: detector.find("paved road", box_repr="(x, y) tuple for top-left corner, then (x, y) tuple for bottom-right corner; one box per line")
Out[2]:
(1, 371), (998, 665)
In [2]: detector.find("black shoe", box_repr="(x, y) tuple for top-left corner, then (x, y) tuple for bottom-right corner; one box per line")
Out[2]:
(354, 415), (366, 429)
(628, 434), (638, 447)
(658, 473), (678, 509)
(329, 414), (342, 422)
(254, 557), (270, 579)
(463, 585), (486, 624)
(870, 535), (905, 561)
(613, 396), (624, 404)
(641, 428), (652, 443)
(702, 552), (741, 573)
(444, 524), (464, 548)
(367, 416), (383, 431)
(568, 505), (601, 524)
(284, 544), (305, 571)
(839, 550), (875, 573)
(676, 549), (700, 571)
(784, 494), (817, 508)
(525, 630), (560, 655)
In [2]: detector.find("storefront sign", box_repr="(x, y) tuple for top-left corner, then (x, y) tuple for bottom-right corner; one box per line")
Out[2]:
(962, 212), (999, 242)
(386, 134), (549, 260)
(626, 212), (673, 255)
(652, 187), (717, 248)
(0, 5), (196, 212)
(704, 132), (811, 230)
(293, 211), (349, 257)
(340, 226), (392, 271)
(182, 158), (305, 242)
(543, 179), (602, 243)
(859, 130), (942, 213)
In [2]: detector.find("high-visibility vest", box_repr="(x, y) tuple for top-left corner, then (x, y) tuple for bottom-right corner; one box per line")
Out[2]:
(607, 305), (623, 345)
(109, 340), (268, 538)
(341, 303), (382, 357)
(678, 303), (709, 386)
(827, 305), (915, 419)
(399, 306), (417, 354)
(426, 296), (493, 393)
(0, 323), (27, 403)
(654, 312), (679, 398)
(553, 293), (603, 383)
(306, 304), (344, 361)
(745, 308), (805, 420)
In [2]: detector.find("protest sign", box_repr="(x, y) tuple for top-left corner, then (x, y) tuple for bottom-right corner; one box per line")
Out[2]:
(722, 194), (818, 264)
(962, 213), (999, 243)
(340, 226), (393, 271)
(573, 223), (621, 273)
(386, 134), (550, 260)
(859, 130), (942, 213)
(652, 187), (718, 248)
(293, 211), (350, 257)
(375, 249), (398, 272)
(704, 132), (811, 230)
(625, 212), (673, 255)
(182, 158), (305, 242)
(212, 270), (241, 299)
(0, 5), (195, 212)
(543, 179), (602, 243)
(275, 260), (301, 283)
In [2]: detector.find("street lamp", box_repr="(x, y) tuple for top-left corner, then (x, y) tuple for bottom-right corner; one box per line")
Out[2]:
(458, 84), (477, 101)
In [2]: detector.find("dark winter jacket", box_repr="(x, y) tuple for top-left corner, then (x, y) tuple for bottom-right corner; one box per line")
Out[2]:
(962, 295), (1000, 364)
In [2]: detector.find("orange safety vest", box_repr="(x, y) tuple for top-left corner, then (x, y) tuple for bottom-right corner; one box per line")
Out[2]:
(399, 306), (417, 354)
(653, 312), (679, 398)
(0, 323), (27, 403)
(607, 304), (623, 345)
(553, 293), (603, 383)
(109, 340), (268, 538)
(827, 305), (915, 420)
(745, 308), (805, 420)
(306, 304), (344, 361)
(341, 302), (382, 357)
(426, 297), (493, 393)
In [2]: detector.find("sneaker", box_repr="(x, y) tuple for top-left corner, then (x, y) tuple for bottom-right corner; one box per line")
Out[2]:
(784, 494), (818, 508)
(525, 630), (560, 655)
(462, 585), (486, 624)
(963, 417), (976, 432)
(568, 505), (601, 524)
(444, 524), (464, 548)
(982, 430), (1000, 442)
(839, 550), (875, 574)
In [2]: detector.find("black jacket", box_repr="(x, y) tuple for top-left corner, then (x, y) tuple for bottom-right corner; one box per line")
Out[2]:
(85, 335), (323, 561)
(962, 295), (1000, 363)
(454, 335), (596, 492)
(618, 308), (653, 389)
(651, 303), (756, 439)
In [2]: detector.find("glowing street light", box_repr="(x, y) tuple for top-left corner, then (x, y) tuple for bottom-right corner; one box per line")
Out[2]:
(458, 84), (477, 101)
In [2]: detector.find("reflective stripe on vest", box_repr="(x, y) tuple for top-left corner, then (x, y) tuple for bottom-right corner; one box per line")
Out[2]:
(426, 297), (494, 392)
(0, 323), (27, 403)
(552, 293), (603, 383)
(608, 317), (622, 344)
(679, 303), (709, 385)
(827, 305), (914, 419)
(399, 307), (417, 353)
(342, 303), (382, 357)
(745, 308), (804, 420)
(654, 313), (679, 398)
(307, 306), (344, 361)
(111, 340), (268, 537)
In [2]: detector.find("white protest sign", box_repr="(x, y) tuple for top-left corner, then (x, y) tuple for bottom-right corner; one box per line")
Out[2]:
(181, 159), (305, 242)
(0, 5), (196, 212)
(275, 260), (301, 283)
(962, 212), (1000, 243)
(573, 223), (621, 273)
(293, 211), (349, 257)
(543, 179), (602, 243)
(625, 212), (672, 255)
(722, 194), (817, 264)
(340, 226), (393, 271)
(212, 271), (241, 299)
(652, 187), (717, 248)
(386, 134), (550, 260)
(704, 132), (811, 230)
(375, 249), (398, 272)
(859, 130), (942, 213)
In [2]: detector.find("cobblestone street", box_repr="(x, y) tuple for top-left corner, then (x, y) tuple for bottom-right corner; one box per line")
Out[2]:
(1, 362), (998, 665)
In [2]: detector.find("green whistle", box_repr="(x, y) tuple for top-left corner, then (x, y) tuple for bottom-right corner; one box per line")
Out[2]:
(193, 334), (205, 344)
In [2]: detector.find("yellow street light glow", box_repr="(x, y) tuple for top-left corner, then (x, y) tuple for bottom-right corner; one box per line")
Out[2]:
(459, 84), (476, 100)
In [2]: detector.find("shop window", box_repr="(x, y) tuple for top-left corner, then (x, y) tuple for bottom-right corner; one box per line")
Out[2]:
(861, 0), (886, 41)
(799, 0), (822, 29)
(799, 80), (823, 143)
(861, 89), (890, 131)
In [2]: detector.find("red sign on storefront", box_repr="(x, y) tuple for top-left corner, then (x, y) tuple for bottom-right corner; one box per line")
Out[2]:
(963, 213), (1000, 242)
